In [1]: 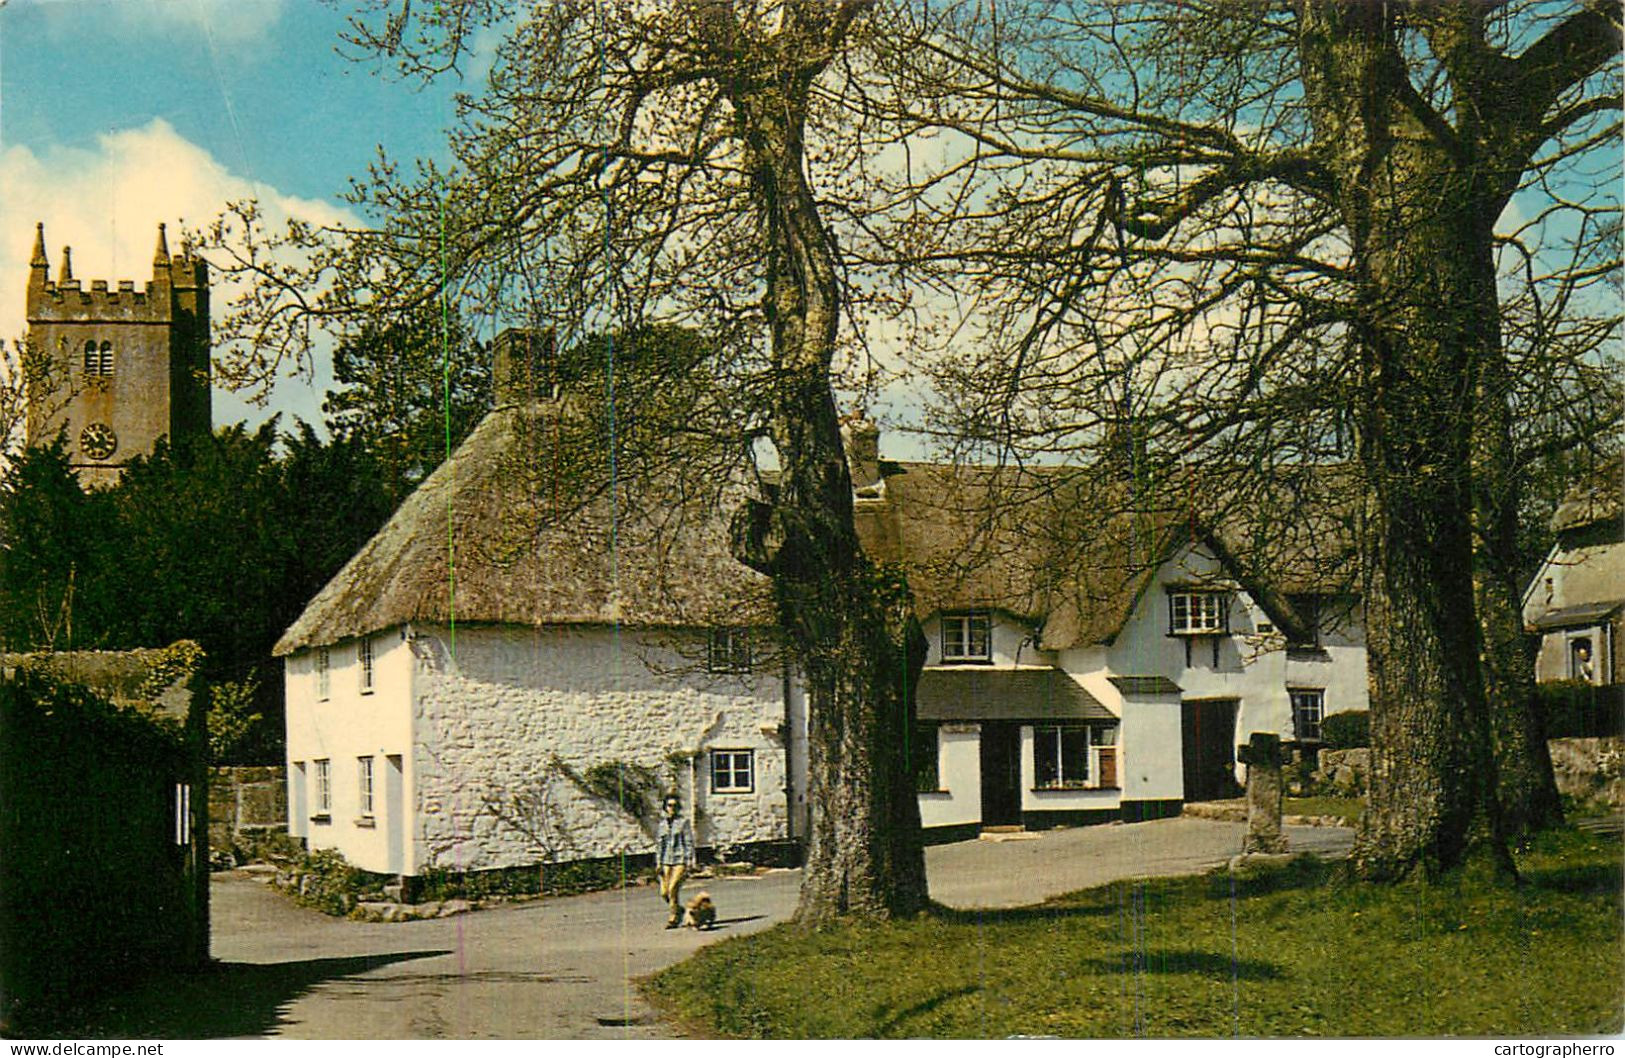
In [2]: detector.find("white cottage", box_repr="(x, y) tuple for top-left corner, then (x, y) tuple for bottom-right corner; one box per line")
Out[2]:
(852, 455), (1368, 838)
(275, 392), (806, 877)
(279, 371), (1370, 875)
(1523, 458), (1624, 690)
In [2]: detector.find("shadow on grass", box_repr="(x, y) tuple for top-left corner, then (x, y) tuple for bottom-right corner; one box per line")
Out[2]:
(928, 899), (1118, 926)
(21, 949), (454, 1039)
(1204, 856), (1335, 900)
(1078, 949), (1284, 981)
(874, 985), (982, 1036)
(1522, 863), (1622, 896)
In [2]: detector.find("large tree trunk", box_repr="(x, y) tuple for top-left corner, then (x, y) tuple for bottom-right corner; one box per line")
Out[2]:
(727, 47), (929, 924)
(1298, 2), (1514, 881)
(1474, 348), (1564, 841)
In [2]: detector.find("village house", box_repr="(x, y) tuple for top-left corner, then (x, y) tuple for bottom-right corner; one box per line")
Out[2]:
(1523, 459), (1624, 690)
(277, 334), (1370, 875)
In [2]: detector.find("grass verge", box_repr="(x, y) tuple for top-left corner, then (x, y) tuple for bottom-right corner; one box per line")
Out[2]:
(643, 827), (1622, 1038)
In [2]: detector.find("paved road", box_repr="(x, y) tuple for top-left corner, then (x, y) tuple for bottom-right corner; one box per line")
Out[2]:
(78, 818), (1351, 1039)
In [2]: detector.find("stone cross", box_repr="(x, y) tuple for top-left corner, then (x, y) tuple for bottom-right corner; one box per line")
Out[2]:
(1238, 731), (1289, 854)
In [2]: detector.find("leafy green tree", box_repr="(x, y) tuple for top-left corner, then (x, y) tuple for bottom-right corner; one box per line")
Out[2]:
(324, 307), (491, 504)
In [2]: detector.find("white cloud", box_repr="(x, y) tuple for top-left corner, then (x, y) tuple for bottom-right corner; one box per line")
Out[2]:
(0, 118), (354, 431)
(19, 0), (286, 46)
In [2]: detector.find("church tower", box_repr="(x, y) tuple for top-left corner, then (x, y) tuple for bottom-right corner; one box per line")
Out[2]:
(24, 222), (212, 486)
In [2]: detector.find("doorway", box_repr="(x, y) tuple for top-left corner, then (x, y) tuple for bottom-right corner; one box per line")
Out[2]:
(979, 723), (1022, 825)
(1181, 698), (1241, 802)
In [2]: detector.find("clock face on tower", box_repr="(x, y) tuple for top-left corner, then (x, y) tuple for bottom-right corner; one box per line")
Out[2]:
(80, 422), (118, 461)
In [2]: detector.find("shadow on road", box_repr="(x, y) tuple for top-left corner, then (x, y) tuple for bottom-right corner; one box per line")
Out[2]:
(31, 950), (453, 1039)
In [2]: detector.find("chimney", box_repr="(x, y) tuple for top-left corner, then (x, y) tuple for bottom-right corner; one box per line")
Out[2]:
(841, 413), (883, 500)
(491, 327), (557, 407)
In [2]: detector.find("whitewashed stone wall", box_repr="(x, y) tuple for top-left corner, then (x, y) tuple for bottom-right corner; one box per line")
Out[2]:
(409, 624), (792, 873)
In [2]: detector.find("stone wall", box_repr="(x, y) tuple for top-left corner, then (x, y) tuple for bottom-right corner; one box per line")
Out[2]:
(1313, 747), (1369, 794)
(1548, 737), (1625, 807)
(209, 765), (288, 856)
(411, 625), (794, 874)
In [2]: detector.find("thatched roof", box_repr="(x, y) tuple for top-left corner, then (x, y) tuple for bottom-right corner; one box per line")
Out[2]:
(274, 403), (773, 655)
(859, 460), (1357, 651)
(1552, 456), (1624, 534)
(278, 401), (1359, 656)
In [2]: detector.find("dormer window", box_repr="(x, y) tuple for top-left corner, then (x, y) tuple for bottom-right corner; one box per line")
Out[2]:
(707, 627), (752, 674)
(1169, 591), (1228, 635)
(1287, 594), (1322, 649)
(941, 612), (992, 663)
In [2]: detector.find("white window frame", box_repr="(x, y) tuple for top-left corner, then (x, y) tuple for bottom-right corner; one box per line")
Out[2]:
(1291, 689), (1325, 743)
(710, 749), (755, 794)
(707, 627), (752, 674)
(316, 646), (331, 701)
(1169, 591), (1228, 635)
(359, 637), (375, 694)
(357, 756), (375, 818)
(314, 758), (332, 819)
(940, 612), (992, 663)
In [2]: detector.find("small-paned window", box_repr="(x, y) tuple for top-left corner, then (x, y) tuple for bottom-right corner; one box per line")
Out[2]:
(314, 759), (332, 817)
(359, 637), (375, 693)
(1169, 591), (1228, 635)
(941, 612), (992, 663)
(316, 647), (331, 701)
(357, 756), (375, 817)
(1292, 690), (1325, 743)
(707, 627), (752, 674)
(1287, 594), (1322, 648)
(710, 749), (755, 794)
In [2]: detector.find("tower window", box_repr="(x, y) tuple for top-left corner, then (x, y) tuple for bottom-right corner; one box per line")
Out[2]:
(82, 339), (114, 377)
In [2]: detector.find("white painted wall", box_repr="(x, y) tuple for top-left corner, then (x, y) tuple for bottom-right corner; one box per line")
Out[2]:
(1118, 699), (1185, 802)
(408, 624), (792, 874)
(919, 725), (981, 828)
(1017, 725), (1122, 814)
(284, 629), (417, 874)
(920, 612), (1050, 668)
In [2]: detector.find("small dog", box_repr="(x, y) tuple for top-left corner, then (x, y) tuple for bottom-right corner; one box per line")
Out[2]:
(684, 891), (716, 930)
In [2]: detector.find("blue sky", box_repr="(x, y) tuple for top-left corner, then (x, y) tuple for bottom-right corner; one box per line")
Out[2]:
(0, 0), (470, 428)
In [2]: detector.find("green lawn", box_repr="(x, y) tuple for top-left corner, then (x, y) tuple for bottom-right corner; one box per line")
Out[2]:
(643, 828), (1623, 1038)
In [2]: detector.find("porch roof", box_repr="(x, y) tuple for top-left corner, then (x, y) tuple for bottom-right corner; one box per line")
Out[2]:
(917, 667), (1115, 723)
(1531, 600), (1624, 631)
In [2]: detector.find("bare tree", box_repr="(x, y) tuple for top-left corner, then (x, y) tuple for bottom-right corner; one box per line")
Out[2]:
(204, 1), (927, 923)
(862, 0), (1620, 878)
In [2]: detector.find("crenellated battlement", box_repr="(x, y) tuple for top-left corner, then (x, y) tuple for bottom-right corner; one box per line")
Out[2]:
(26, 222), (208, 323)
(23, 220), (212, 484)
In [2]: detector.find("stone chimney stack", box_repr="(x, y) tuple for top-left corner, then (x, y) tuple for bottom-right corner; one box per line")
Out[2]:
(491, 327), (557, 407)
(840, 413), (883, 500)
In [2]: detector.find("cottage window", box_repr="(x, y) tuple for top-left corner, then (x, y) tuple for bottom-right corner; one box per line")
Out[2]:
(941, 612), (992, 663)
(316, 647), (330, 701)
(1291, 689), (1324, 743)
(710, 749), (754, 794)
(359, 637), (375, 694)
(1169, 591), (1228, 635)
(1287, 594), (1323, 649)
(1034, 724), (1117, 790)
(357, 756), (375, 818)
(912, 723), (941, 793)
(313, 759), (332, 820)
(707, 627), (751, 674)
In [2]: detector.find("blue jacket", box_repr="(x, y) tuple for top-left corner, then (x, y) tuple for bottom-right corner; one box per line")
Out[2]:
(656, 813), (695, 867)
